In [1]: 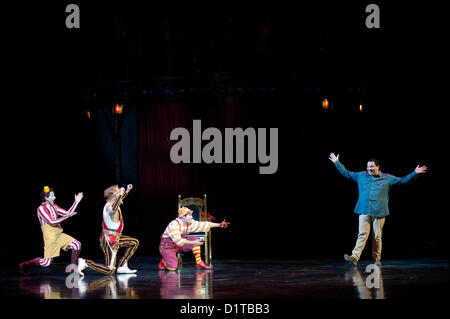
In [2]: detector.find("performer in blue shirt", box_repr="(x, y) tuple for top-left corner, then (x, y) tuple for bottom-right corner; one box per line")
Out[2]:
(329, 153), (427, 266)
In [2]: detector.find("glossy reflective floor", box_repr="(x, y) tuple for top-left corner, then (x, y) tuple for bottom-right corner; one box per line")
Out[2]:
(1, 257), (447, 299)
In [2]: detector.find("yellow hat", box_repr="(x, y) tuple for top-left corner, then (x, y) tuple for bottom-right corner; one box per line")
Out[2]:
(178, 207), (193, 217)
(43, 186), (50, 193)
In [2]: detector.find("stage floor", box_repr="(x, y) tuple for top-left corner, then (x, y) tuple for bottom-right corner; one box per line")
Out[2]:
(1, 257), (447, 299)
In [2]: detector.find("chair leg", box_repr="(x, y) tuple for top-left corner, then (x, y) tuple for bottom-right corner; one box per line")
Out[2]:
(208, 231), (212, 264)
(204, 233), (209, 265)
(205, 231), (212, 265)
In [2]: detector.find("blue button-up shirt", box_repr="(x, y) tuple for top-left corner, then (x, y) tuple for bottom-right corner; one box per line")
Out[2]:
(334, 161), (417, 217)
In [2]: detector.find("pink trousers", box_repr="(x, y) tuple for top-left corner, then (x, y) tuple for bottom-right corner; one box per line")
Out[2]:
(159, 236), (199, 270)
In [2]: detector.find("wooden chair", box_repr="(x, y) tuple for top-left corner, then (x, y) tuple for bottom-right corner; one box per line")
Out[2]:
(177, 194), (213, 266)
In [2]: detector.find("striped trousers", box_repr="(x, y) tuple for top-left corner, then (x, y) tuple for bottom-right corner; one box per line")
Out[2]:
(85, 234), (139, 275)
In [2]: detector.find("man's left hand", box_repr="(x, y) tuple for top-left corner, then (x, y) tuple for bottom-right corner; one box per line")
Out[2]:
(415, 165), (427, 174)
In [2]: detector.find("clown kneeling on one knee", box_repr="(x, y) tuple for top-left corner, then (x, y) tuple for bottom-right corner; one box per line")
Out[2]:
(159, 207), (230, 270)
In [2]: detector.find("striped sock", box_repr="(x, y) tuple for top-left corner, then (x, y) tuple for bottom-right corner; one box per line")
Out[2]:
(39, 258), (52, 267)
(192, 245), (202, 264)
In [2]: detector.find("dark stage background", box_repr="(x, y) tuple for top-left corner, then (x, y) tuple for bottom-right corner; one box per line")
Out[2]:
(3, 1), (446, 265)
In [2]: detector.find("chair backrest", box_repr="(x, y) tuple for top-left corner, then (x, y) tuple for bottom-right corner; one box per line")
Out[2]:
(178, 194), (208, 222)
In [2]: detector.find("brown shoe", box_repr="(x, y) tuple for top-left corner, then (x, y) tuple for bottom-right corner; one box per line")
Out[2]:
(344, 254), (357, 266)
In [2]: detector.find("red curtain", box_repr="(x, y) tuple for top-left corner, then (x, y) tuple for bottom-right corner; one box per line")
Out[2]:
(138, 103), (192, 197)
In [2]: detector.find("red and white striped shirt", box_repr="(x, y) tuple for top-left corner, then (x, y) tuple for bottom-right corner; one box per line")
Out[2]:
(162, 218), (211, 247)
(37, 201), (79, 226)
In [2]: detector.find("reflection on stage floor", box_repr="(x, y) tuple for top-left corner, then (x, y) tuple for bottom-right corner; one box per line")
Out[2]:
(0, 257), (447, 299)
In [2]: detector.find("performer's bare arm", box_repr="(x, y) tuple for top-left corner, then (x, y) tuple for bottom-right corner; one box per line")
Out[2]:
(54, 192), (83, 217)
(68, 192), (83, 216)
(210, 220), (230, 229)
(74, 192), (84, 203)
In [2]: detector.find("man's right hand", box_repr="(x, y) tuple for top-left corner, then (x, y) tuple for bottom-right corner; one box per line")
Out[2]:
(329, 153), (339, 163)
(190, 240), (204, 246)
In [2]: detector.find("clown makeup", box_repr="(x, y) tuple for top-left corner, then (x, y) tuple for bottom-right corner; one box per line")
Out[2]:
(45, 191), (56, 205)
(180, 213), (193, 225)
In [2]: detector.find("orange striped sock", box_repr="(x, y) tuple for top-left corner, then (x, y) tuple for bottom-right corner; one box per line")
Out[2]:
(192, 245), (202, 264)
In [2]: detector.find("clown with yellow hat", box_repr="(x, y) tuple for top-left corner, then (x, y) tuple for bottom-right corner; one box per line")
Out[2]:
(177, 206), (193, 217)
(18, 186), (84, 276)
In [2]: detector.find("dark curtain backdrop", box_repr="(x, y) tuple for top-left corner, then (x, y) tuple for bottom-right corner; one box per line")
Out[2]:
(137, 99), (240, 198)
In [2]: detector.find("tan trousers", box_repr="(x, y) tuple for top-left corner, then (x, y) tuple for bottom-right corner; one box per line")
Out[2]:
(351, 214), (385, 262)
(41, 224), (76, 259)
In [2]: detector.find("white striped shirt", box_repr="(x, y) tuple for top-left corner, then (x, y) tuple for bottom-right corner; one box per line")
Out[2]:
(162, 218), (211, 247)
(37, 201), (79, 226)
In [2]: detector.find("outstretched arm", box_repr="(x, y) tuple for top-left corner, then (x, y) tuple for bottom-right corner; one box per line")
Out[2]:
(391, 165), (427, 185)
(329, 153), (358, 181)
(111, 187), (127, 213)
(210, 219), (230, 229)
(120, 184), (133, 202)
(110, 185), (133, 213)
(188, 219), (230, 234)
(55, 192), (83, 216)
(38, 206), (74, 226)
(185, 220), (230, 246)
